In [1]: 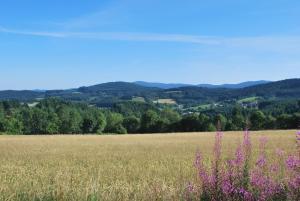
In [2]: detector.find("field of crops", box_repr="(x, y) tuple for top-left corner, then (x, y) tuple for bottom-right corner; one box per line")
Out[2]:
(0, 130), (297, 201)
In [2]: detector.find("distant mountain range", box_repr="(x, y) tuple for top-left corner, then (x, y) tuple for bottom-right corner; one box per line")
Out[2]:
(134, 81), (192, 89)
(134, 80), (271, 89)
(0, 79), (299, 107)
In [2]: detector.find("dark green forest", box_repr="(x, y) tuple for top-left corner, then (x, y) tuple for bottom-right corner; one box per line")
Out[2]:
(0, 98), (299, 135)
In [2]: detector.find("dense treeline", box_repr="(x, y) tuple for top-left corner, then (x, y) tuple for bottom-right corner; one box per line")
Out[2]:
(0, 98), (299, 135)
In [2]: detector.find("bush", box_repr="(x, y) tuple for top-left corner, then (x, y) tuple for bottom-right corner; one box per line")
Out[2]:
(185, 130), (300, 201)
(3, 117), (23, 134)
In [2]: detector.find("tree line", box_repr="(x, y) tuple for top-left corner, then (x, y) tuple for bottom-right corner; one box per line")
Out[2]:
(0, 98), (299, 135)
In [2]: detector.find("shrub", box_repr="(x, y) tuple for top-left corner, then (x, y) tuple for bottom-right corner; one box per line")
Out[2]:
(186, 130), (300, 201)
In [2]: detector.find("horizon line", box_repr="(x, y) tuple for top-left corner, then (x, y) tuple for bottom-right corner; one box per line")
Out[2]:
(3, 78), (300, 91)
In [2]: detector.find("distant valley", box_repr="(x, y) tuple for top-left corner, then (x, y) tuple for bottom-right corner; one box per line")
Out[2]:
(0, 78), (298, 118)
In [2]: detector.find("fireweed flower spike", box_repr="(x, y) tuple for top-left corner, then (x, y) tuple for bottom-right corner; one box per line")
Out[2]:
(256, 137), (268, 168)
(234, 145), (244, 166)
(187, 130), (300, 201)
(285, 155), (300, 171)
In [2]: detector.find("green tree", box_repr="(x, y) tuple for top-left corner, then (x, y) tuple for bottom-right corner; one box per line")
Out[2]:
(58, 107), (82, 134)
(152, 118), (169, 133)
(123, 116), (140, 133)
(30, 108), (50, 134)
(179, 114), (202, 132)
(250, 110), (266, 130)
(140, 110), (159, 133)
(291, 113), (300, 129)
(3, 117), (23, 134)
(198, 113), (212, 131)
(45, 111), (60, 134)
(264, 115), (276, 129)
(161, 108), (181, 124)
(95, 111), (106, 133)
(225, 120), (238, 131)
(207, 123), (217, 132)
(81, 109), (98, 134)
(276, 114), (293, 129)
(111, 124), (127, 134)
(20, 109), (33, 134)
(81, 110), (106, 134)
(0, 107), (5, 132)
(232, 107), (245, 130)
(104, 112), (126, 134)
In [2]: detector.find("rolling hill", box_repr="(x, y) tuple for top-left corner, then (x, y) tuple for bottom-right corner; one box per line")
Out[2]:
(0, 79), (299, 107)
(135, 80), (271, 89)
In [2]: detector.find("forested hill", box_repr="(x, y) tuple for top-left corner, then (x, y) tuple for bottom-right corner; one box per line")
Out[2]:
(0, 90), (43, 101)
(77, 82), (161, 95)
(154, 78), (300, 105)
(234, 79), (300, 98)
(0, 79), (299, 106)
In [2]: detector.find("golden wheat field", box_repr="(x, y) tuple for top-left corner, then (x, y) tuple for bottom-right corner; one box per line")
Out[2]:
(0, 130), (297, 201)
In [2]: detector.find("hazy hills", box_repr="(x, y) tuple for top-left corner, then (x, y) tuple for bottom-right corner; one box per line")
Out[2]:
(134, 80), (271, 89)
(0, 79), (299, 107)
(134, 81), (192, 89)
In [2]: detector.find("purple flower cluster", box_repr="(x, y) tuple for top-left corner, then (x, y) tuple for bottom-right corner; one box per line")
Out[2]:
(286, 155), (300, 170)
(186, 130), (300, 201)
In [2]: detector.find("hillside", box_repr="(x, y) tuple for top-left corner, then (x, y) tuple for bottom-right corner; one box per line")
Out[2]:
(0, 90), (43, 101)
(78, 82), (160, 94)
(0, 79), (299, 107)
(233, 79), (300, 99)
(44, 82), (161, 107)
(156, 79), (300, 105)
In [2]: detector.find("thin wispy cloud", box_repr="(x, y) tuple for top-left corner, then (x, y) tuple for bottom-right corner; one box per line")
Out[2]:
(0, 26), (66, 38)
(1, 26), (300, 52)
(70, 32), (221, 45)
(0, 26), (219, 44)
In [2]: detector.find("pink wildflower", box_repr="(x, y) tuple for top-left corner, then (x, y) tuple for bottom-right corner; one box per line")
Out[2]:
(285, 155), (300, 170)
(187, 182), (194, 193)
(234, 145), (244, 166)
(256, 155), (267, 168)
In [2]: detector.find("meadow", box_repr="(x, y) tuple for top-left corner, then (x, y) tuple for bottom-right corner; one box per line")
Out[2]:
(0, 130), (297, 201)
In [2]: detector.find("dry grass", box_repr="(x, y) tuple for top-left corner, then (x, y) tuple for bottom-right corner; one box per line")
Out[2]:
(153, 99), (177, 104)
(0, 130), (297, 201)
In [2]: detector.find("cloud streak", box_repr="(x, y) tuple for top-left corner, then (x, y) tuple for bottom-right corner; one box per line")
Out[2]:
(1, 26), (300, 51)
(0, 26), (66, 38)
(0, 26), (220, 44)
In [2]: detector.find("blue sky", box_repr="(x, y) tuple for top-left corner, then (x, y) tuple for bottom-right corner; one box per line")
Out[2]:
(0, 0), (300, 90)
